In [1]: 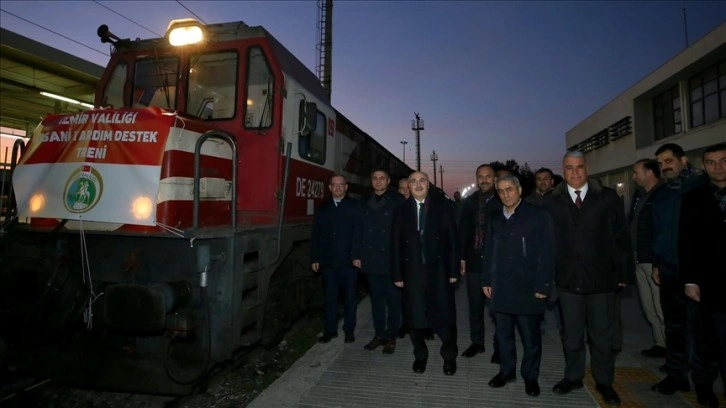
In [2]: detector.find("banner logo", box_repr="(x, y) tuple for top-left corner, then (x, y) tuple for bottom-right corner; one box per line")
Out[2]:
(63, 165), (104, 213)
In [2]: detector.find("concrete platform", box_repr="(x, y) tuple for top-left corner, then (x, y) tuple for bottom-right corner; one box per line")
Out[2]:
(249, 279), (724, 408)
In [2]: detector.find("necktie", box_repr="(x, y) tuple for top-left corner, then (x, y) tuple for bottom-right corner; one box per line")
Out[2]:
(418, 202), (425, 232)
(575, 190), (583, 209)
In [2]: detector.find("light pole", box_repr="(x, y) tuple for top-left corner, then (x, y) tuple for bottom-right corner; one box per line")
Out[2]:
(400, 140), (408, 163)
(411, 113), (424, 171)
(430, 150), (438, 187)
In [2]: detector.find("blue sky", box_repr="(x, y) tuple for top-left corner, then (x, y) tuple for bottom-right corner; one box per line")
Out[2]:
(1, 1), (725, 194)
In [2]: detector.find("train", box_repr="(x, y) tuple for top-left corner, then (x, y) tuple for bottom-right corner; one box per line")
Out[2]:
(0, 18), (415, 395)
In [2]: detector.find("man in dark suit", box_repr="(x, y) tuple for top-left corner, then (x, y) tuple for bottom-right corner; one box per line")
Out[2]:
(458, 164), (501, 360)
(310, 174), (361, 344)
(543, 151), (633, 406)
(679, 142), (726, 406)
(359, 168), (405, 354)
(482, 175), (555, 397)
(392, 171), (460, 375)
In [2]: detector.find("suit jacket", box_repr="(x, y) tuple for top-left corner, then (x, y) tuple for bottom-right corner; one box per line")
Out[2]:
(481, 201), (556, 315)
(391, 193), (459, 328)
(543, 180), (634, 294)
(359, 188), (405, 276)
(310, 195), (361, 269)
(679, 183), (726, 312)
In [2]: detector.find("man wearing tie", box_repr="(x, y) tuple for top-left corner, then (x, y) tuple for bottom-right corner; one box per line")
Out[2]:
(391, 171), (460, 375)
(543, 151), (633, 406)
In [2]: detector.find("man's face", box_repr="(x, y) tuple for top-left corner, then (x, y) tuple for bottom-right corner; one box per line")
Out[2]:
(476, 166), (495, 193)
(408, 172), (429, 200)
(496, 179), (522, 209)
(329, 176), (347, 200)
(535, 172), (553, 193)
(371, 171), (390, 195)
(703, 149), (726, 185)
(398, 178), (410, 198)
(563, 156), (588, 189)
(632, 163), (649, 187)
(656, 150), (687, 181)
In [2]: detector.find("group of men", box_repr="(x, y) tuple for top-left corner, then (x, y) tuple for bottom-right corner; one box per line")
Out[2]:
(309, 141), (726, 406)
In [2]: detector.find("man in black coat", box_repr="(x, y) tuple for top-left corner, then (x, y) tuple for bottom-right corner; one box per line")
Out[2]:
(679, 142), (726, 406)
(392, 171), (460, 375)
(543, 151), (633, 406)
(310, 174), (361, 344)
(359, 168), (405, 354)
(482, 175), (555, 397)
(458, 163), (501, 360)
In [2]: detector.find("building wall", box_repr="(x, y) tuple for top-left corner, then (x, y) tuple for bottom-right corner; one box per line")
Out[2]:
(565, 22), (726, 214)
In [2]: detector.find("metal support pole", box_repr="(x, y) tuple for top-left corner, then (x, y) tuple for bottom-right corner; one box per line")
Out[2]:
(430, 150), (438, 187)
(400, 140), (408, 163)
(439, 165), (444, 190)
(411, 113), (424, 171)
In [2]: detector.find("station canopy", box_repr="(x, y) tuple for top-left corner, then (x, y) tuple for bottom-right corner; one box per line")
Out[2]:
(0, 27), (104, 134)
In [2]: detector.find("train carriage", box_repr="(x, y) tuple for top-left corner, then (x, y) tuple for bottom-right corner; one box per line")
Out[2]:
(0, 19), (413, 394)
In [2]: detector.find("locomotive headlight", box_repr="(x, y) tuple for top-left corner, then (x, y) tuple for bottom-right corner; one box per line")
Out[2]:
(29, 193), (46, 213)
(131, 196), (153, 220)
(167, 19), (204, 46)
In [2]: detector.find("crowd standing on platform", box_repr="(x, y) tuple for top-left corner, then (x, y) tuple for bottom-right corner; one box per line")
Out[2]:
(308, 141), (726, 406)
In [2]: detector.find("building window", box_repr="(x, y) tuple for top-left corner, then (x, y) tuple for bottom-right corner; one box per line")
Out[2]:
(689, 60), (726, 128)
(653, 86), (681, 141)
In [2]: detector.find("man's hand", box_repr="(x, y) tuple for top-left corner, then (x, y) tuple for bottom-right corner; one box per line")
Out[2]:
(534, 292), (547, 299)
(311, 262), (320, 273)
(449, 278), (457, 284)
(353, 259), (361, 268)
(460, 260), (466, 276)
(685, 284), (700, 302)
(651, 266), (660, 285)
(482, 286), (492, 298)
(394, 281), (404, 288)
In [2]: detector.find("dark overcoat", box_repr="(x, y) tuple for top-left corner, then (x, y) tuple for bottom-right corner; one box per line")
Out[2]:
(481, 201), (556, 315)
(391, 194), (459, 329)
(542, 181), (634, 294)
(679, 183), (726, 312)
(458, 190), (501, 268)
(310, 195), (361, 269)
(359, 189), (405, 276)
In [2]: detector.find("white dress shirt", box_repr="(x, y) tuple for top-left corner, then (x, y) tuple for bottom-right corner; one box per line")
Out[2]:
(567, 183), (589, 204)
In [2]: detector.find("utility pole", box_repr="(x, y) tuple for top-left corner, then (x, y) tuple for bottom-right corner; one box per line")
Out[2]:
(400, 140), (408, 163)
(315, 0), (333, 100)
(430, 150), (438, 187)
(439, 165), (444, 190)
(411, 113), (424, 171)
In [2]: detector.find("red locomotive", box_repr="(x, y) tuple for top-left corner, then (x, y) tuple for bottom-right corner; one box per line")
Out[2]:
(1, 19), (411, 394)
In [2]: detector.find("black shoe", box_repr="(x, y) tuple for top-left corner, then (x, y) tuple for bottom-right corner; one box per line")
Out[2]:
(490, 351), (500, 364)
(318, 332), (338, 343)
(596, 384), (621, 406)
(651, 376), (690, 395)
(525, 380), (540, 397)
(423, 328), (434, 340)
(461, 343), (486, 358)
(382, 339), (396, 354)
(641, 345), (667, 358)
(344, 331), (355, 343)
(398, 327), (409, 338)
(552, 378), (584, 394)
(488, 373), (515, 388)
(364, 336), (384, 351)
(443, 361), (457, 376)
(412, 359), (427, 373)
(695, 384), (719, 407)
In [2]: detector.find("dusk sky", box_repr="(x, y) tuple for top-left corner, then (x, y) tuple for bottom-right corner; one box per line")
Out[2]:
(1, 1), (725, 195)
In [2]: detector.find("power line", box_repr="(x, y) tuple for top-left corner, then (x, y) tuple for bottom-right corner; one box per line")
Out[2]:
(175, 0), (207, 25)
(1, 8), (109, 57)
(92, 0), (161, 37)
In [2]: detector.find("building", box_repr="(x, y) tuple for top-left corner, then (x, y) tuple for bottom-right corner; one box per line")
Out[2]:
(565, 22), (726, 209)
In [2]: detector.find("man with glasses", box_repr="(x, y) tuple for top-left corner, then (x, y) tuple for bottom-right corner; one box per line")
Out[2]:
(310, 174), (362, 344)
(392, 172), (460, 375)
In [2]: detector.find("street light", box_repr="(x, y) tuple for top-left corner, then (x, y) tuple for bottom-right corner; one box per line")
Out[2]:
(400, 140), (408, 163)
